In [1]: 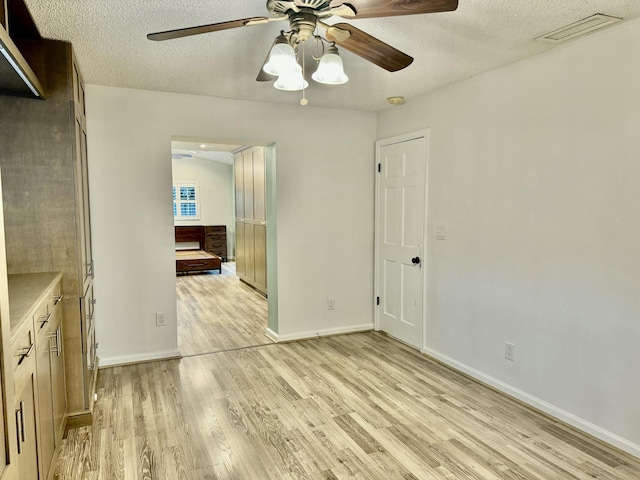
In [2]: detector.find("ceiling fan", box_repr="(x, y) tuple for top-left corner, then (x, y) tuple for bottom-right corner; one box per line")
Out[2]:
(148, 0), (458, 95)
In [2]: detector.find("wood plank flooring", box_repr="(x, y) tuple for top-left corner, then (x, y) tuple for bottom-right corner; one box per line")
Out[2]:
(54, 332), (640, 479)
(176, 262), (271, 357)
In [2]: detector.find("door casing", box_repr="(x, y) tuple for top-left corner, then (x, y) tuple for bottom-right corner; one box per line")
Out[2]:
(374, 130), (429, 350)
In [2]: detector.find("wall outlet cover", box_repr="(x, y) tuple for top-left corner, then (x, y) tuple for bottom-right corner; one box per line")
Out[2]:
(505, 342), (516, 361)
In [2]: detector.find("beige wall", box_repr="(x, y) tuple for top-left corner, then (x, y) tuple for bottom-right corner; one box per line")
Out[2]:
(378, 17), (640, 455)
(86, 86), (377, 365)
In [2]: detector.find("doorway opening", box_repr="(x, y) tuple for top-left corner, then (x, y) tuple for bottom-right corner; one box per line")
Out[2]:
(171, 136), (278, 356)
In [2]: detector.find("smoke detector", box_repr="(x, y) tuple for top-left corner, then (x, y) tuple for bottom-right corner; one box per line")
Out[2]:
(387, 96), (405, 106)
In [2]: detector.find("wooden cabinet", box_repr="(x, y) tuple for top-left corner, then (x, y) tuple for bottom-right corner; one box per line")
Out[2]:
(234, 147), (267, 295)
(14, 378), (38, 480)
(0, 40), (97, 434)
(35, 326), (55, 478)
(11, 317), (38, 480)
(7, 273), (65, 480)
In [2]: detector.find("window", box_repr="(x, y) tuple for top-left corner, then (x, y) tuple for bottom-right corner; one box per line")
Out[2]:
(173, 182), (200, 220)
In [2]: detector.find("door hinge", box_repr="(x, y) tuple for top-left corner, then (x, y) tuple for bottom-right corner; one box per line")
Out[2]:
(377, 163), (381, 173)
(376, 296), (380, 306)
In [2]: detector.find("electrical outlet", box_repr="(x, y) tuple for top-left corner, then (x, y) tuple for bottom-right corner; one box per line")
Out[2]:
(436, 225), (448, 240)
(505, 342), (516, 361)
(327, 299), (335, 310)
(156, 312), (166, 326)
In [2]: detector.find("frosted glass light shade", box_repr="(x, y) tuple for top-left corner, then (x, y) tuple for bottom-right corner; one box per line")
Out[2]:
(263, 43), (301, 76)
(312, 53), (348, 85)
(274, 71), (309, 91)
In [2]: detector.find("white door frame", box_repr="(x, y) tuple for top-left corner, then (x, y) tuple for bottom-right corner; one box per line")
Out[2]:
(374, 129), (429, 350)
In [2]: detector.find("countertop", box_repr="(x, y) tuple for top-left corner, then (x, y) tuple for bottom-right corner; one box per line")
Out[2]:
(8, 272), (63, 339)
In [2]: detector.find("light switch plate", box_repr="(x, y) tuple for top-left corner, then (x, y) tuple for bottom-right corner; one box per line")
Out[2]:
(436, 225), (447, 240)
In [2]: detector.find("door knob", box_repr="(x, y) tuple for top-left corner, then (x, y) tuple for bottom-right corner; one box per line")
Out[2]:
(411, 256), (421, 265)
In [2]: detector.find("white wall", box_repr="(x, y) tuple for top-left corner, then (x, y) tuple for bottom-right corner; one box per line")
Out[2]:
(378, 18), (640, 455)
(86, 86), (377, 365)
(172, 155), (234, 254)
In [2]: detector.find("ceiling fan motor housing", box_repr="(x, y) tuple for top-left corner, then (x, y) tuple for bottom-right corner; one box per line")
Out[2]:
(267, 0), (335, 18)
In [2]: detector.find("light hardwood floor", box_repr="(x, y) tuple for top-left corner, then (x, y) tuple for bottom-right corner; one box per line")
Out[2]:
(54, 332), (640, 479)
(177, 262), (272, 357)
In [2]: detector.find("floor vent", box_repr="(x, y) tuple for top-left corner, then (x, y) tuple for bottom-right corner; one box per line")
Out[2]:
(535, 13), (622, 44)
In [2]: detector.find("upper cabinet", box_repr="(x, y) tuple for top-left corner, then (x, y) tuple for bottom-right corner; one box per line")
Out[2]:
(0, 0), (45, 98)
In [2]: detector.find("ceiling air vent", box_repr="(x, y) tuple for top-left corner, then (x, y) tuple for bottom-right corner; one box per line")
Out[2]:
(535, 14), (622, 44)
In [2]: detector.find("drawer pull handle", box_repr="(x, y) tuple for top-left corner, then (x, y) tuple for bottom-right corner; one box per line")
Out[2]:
(15, 408), (22, 454)
(88, 342), (99, 370)
(19, 401), (26, 442)
(16, 343), (35, 365)
(49, 326), (62, 356)
(53, 293), (64, 305)
(40, 312), (52, 328)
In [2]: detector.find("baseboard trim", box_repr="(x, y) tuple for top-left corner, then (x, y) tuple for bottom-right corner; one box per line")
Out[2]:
(265, 328), (278, 342)
(63, 411), (93, 435)
(422, 346), (640, 459)
(268, 323), (374, 343)
(99, 349), (181, 368)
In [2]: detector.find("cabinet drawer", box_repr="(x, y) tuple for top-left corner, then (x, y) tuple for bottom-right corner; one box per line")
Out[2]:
(205, 239), (227, 250)
(50, 281), (63, 309)
(11, 322), (36, 376)
(177, 259), (219, 271)
(34, 300), (51, 336)
(205, 226), (226, 235)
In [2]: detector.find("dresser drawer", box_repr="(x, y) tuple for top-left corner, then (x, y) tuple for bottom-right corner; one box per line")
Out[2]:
(205, 225), (226, 235)
(205, 239), (227, 249)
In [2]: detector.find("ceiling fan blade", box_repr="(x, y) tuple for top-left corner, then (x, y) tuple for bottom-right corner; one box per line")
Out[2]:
(342, 0), (458, 19)
(257, 39), (278, 82)
(147, 17), (270, 41)
(326, 23), (413, 72)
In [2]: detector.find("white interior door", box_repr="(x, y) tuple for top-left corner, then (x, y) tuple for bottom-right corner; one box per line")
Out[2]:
(376, 134), (427, 349)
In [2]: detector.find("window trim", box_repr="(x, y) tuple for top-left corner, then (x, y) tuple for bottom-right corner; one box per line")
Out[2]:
(173, 181), (201, 221)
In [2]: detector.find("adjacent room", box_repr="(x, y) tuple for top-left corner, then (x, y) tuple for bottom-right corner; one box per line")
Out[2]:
(171, 138), (273, 355)
(0, 0), (639, 479)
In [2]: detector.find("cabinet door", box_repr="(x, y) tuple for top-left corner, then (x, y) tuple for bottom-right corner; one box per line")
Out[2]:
(243, 150), (254, 221)
(14, 377), (39, 480)
(254, 225), (267, 291)
(50, 317), (66, 444)
(36, 331), (55, 478)
(80, 125), (93, 291)
(80, 283), (97, 409)
(74, 117), (90, 286)
(234, 154), (244, 219)
(252, 148), (266, 223)
(235, 221), (245, 277)
(244, 223), (255, 283)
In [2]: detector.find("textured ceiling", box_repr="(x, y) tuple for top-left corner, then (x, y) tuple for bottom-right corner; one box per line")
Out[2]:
(24, 0), (640, 111)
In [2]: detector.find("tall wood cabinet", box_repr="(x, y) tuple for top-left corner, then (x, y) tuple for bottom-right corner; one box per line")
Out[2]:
(0, 38), (97, 438)
(234, 146), (267, 295)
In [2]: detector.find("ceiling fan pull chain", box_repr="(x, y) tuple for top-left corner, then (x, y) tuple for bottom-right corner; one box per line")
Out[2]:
(300, 42), (308, 106)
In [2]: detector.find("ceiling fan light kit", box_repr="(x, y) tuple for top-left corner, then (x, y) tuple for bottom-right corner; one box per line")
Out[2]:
(311, 45), (349, 85)
(274, 70), (310, 91)
(148, 0), (459, 102)
(263, 41), (301, 76)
